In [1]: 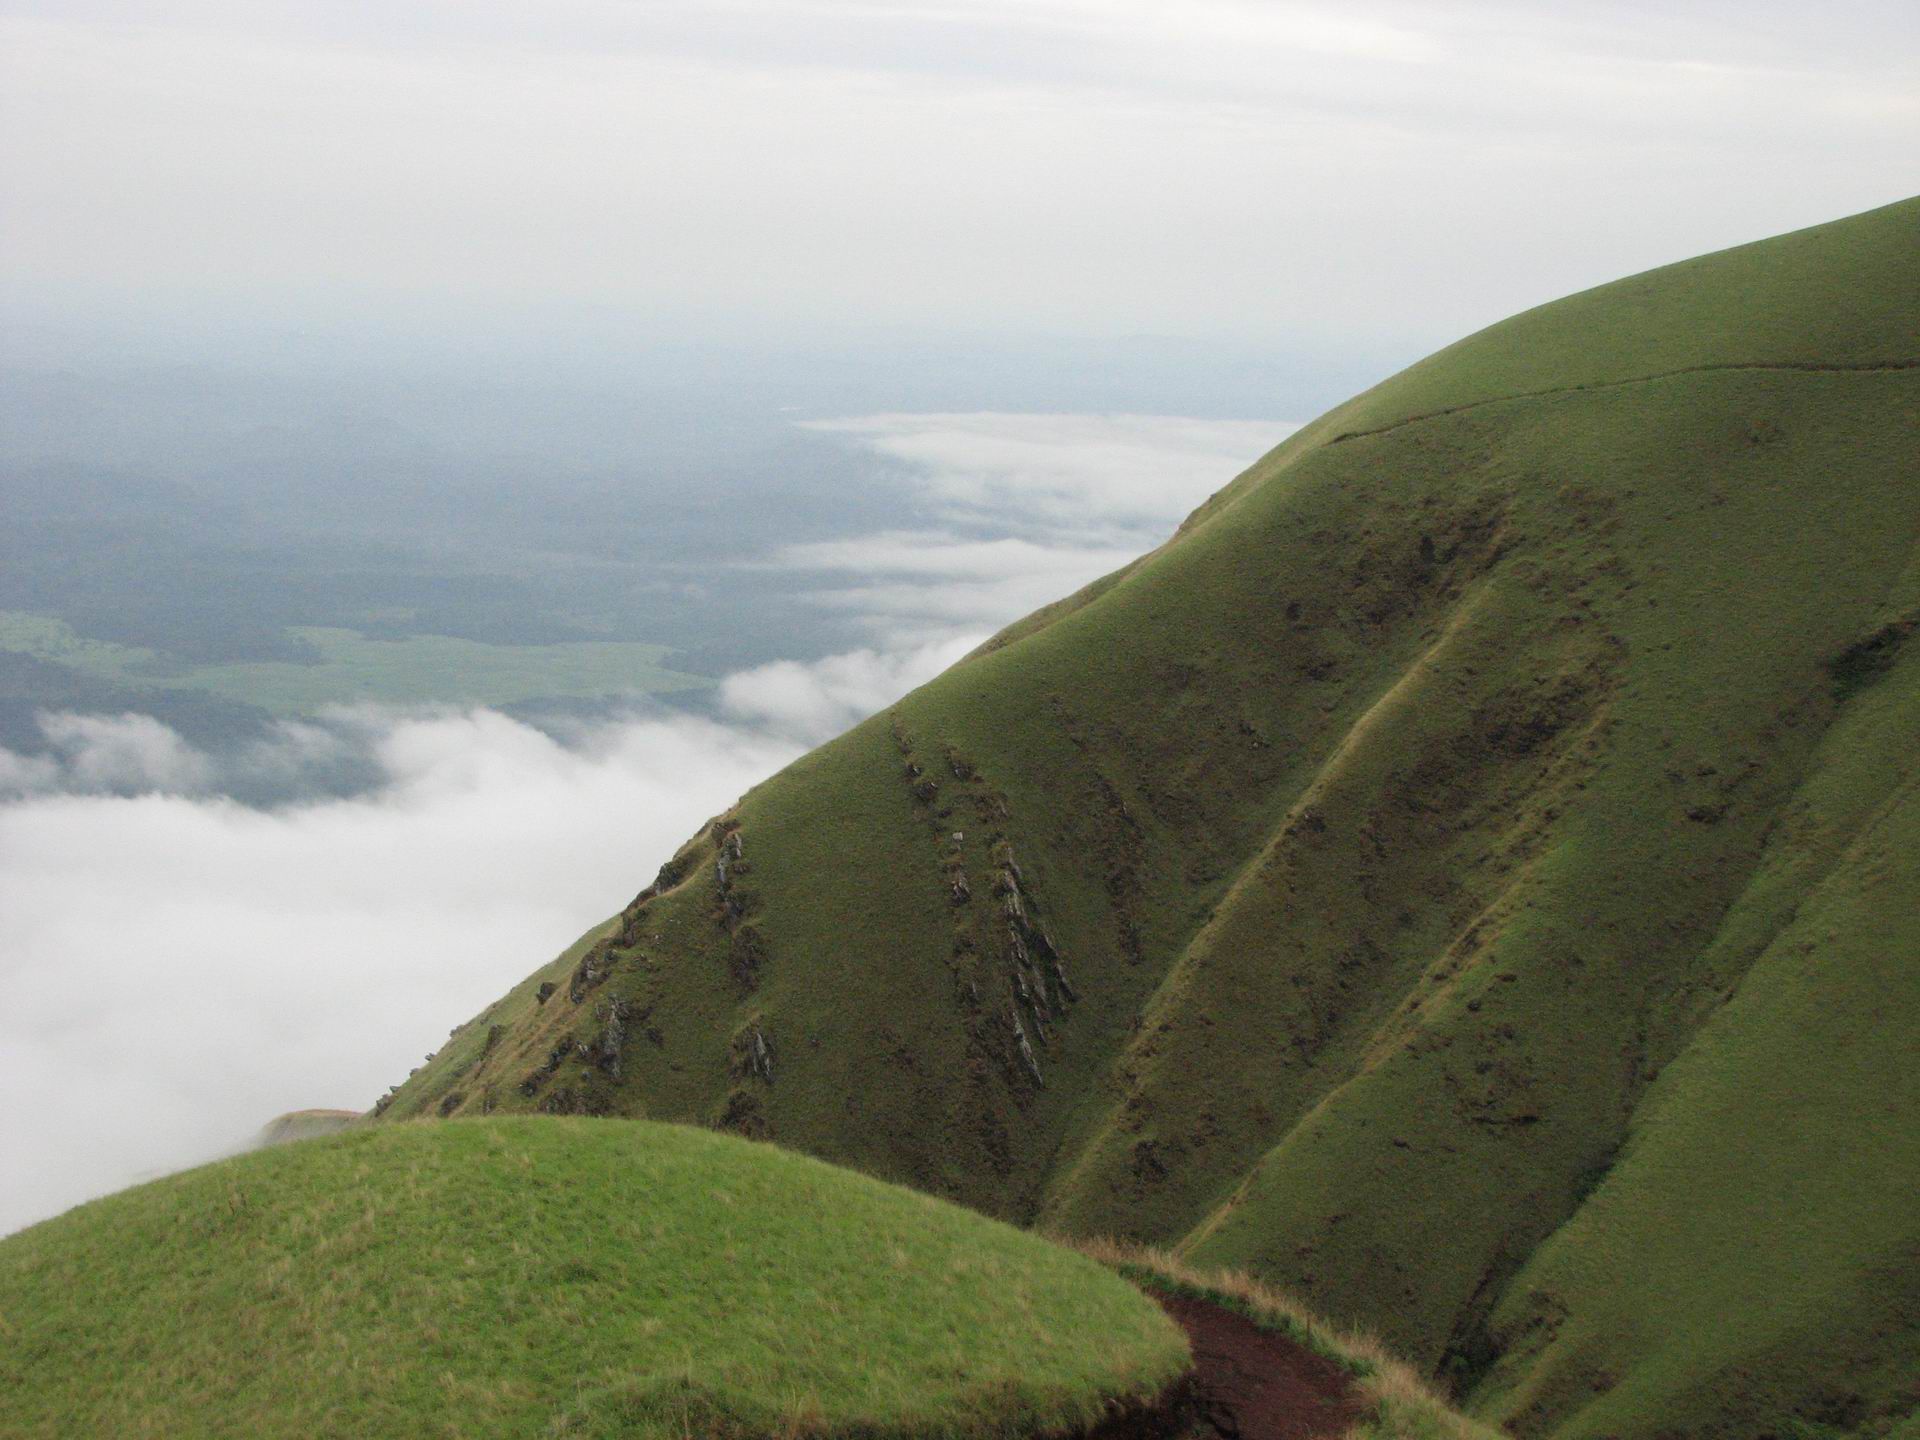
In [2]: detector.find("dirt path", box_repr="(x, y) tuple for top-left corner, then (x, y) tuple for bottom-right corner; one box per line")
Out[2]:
(1155, 1293), (1368, 1440)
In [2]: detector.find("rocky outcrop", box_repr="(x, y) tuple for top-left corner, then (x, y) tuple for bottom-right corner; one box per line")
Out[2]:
(731, 1021), (775, 1084)
(568, 938), (618, 1004)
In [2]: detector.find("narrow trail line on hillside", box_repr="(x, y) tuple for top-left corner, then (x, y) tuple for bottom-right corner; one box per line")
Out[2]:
(1150, 1294), (1368, 1439)
(1327, 357), (1920, 446)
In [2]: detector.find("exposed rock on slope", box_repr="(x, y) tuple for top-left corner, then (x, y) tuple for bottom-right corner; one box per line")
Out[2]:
(384, 197), (1920, 1439)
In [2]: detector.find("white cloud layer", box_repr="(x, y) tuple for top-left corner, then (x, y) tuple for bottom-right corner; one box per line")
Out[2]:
(0, 707), (803, 1236)
(782, 412), (1288, 642)
(34, 712), (214, 792)
(803, 413), (1284, 540)
(720, 633), (984, 742)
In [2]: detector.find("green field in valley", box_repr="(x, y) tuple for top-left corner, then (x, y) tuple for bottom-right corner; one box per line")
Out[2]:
(0, 611), (709, 715)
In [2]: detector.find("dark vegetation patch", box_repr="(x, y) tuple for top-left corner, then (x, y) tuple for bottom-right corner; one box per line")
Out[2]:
(1828, 615), (1915, 702)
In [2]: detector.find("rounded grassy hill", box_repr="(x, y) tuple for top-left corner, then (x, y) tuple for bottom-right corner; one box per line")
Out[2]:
(0, 1117), (1189, 1439)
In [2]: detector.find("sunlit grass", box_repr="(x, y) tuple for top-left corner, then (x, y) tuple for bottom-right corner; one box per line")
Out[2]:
(0, 1118), (1188, 1439)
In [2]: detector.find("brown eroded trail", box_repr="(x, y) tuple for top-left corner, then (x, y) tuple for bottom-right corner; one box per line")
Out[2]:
(1155, 1294), (1368, 1440)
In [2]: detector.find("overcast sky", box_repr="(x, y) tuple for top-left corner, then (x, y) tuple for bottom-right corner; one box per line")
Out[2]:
(3, 0), (1915, 360)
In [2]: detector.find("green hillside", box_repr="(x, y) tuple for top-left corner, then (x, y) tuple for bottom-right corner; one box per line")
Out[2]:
(0, 1118), (1187, 1438)
(383, 197), (1920, 1438)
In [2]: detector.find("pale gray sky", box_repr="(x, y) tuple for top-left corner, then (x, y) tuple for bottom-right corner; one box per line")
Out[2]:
(2, 0), (1915, 356)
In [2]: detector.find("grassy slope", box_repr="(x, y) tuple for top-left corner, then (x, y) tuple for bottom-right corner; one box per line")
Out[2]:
(1477, 617), (1920, 1438)
(385, 197), (1920, 1438)
(0, 1118), (1187, 1439)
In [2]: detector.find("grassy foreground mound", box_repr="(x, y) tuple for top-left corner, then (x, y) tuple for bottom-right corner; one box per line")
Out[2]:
(386, 197), (1920, 1437)
(0, 1118), (1188, 1439)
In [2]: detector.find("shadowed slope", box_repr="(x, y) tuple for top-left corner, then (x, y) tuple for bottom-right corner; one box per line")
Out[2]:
(384, 197), (1920, 1438)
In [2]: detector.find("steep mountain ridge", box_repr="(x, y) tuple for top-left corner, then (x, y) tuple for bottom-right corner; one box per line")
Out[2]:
(384, 197), (1920, 1438)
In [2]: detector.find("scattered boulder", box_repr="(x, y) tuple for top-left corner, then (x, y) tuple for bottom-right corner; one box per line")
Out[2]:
(596, 998), (631, 1078)
(729, 925), (769, 990)
(731, 1022), (775, 1084)
(1050, 956), (1079, 1004)
(1009, 1007), (1044, 1087)
(616, 901), (649, 947)
(718, 1087), (770, 1139)
(568, 940), (618, 1004)
(517, 1034), (576, 1098)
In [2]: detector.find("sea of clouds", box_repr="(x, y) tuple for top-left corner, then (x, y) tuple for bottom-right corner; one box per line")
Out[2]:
(0, 412), (1289, 1234)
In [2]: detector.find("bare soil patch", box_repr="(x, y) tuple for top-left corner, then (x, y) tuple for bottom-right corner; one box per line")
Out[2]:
(1153, 1293), (1368, 1439)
